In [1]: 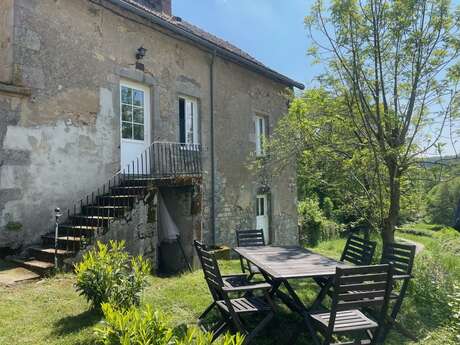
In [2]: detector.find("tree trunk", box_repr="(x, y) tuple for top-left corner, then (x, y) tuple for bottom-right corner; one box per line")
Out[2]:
(382, 164), (399, 244)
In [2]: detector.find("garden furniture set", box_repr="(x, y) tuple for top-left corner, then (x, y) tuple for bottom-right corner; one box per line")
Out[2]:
(194, 230), (416, 345)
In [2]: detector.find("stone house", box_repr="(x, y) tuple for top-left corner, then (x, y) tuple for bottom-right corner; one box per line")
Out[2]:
(0, 0), (303, 273)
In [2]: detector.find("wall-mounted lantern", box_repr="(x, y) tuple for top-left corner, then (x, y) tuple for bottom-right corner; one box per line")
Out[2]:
(135, 46), (147, 71)
(136, 46), (147, 60)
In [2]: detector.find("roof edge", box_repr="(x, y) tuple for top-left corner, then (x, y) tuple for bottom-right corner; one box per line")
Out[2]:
(103, 0), (305, 89)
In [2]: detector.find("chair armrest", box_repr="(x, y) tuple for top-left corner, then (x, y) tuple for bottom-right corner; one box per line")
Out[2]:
(222, 282), (272, 293)
(221, 273), (248, 278)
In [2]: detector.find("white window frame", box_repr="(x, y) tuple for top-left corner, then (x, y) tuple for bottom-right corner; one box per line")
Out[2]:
(119, 81), (150, 144)
(254, 115), (267, 157)
(179, 96), (200, 147)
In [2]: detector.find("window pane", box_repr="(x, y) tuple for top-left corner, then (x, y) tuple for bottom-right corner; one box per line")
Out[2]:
(133, 107), (144, 124)
(133, 124), (144, 140)
(122, 104), (133, 122)
(179, 98), (186, 143)
(121, 87), (132, 105)
(122, 122), (133, 139)
(133, 89), (144, 107)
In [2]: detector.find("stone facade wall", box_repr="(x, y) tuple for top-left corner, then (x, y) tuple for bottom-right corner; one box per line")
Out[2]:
(0, 0), (298, 251)
(96, 193), (158, 268)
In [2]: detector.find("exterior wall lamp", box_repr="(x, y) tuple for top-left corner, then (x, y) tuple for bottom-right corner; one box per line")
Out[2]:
(135, 46), (147, 71)
(136, 46), (147, 60)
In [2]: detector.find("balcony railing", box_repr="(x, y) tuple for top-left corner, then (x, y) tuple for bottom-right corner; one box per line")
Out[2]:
(122, 142), (202, 178)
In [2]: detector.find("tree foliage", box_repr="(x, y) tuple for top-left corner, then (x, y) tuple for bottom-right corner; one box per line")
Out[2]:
(303, 0), (460, 243)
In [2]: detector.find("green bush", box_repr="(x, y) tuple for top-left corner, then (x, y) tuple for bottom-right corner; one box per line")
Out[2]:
(75, 240), (151, 311)
(410, 245), (457, 325)
(298, 197), (341, 246)
(448, 284), (460, 343)
(427, 177), (460, 227)
(95, 303), (244, 345)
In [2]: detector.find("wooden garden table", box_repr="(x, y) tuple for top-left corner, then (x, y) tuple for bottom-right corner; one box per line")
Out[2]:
(233, 246), (350, 343)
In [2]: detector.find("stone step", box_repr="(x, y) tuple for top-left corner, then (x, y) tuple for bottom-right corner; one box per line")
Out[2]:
(96, 194), (137, 206)
(81, 205), (128, 217)
(29, 247), (76, 263)
(69, 215), (115, 227)
(8, 258), (55, 276)
(58, 224), (101, 237)
(110, 186), (146, 195)
(0, 258), (42, 286)
(41, 234), (85, 250)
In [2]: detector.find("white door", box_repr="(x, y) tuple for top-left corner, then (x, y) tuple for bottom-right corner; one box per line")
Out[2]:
(256, 194), (269, 244)
(120, 81), (150, 171)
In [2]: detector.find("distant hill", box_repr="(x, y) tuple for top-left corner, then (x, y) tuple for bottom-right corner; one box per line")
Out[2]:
(419, 155), (460, 168)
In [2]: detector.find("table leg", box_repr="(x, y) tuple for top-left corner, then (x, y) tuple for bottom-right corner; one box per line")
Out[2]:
(309, 276), (333, 311)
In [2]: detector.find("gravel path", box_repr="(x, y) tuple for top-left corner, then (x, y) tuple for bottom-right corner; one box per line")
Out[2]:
(396, 237), (425, 254)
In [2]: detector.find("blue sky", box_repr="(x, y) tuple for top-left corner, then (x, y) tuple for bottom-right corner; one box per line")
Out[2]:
(173, 0), (459, 156)
(173, 0), (313, 86)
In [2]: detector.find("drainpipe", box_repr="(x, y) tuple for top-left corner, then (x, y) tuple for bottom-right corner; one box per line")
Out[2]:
(210, 51), (216, 245)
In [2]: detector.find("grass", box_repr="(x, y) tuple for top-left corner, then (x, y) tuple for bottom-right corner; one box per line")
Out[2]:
(0, 228), (459, 345)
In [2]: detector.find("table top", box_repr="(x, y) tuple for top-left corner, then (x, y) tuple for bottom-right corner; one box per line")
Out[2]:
(234, 245), (349, 280)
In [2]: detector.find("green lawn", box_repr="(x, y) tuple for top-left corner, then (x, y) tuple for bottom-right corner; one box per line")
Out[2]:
(0, 230), (458, 345)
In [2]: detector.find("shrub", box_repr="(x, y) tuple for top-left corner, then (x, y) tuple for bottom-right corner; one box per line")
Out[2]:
(75, 240), (151, 311)
(427, 177), (460, 227)
(95, 303), (244, 345)
(410, 247), (456, 324)
(298, 197), (341, 246)
(448, 284), (460, 343)
(95, 303), (173, 345)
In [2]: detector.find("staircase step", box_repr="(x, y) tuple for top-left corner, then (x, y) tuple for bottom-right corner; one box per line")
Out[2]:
(110, 186), (146, 195)
(121, 177), (157, 187)
(41, 234), (85, 250)
(70, 215), (115, 227)
(11, 258), (54, 271)
(82, 205), (128, 217)
(29, 247), (76, 263)
(97, 195), (137, 206)
(58, 224), (101, 237)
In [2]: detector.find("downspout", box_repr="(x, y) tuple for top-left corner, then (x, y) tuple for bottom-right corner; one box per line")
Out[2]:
(210, 50), (216, 245)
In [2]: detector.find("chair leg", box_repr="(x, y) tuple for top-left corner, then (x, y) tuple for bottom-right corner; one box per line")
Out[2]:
(242, 311), (274, 345)
(198, 301), (216, 323)
(211, 321), (230, 342)
(303, 317), (322, 345)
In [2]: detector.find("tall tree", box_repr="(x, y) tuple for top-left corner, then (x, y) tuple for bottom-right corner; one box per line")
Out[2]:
(306, 0), (460, 243)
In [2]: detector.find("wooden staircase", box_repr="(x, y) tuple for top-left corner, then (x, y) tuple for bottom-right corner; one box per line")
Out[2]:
(9, 177), (153, 275)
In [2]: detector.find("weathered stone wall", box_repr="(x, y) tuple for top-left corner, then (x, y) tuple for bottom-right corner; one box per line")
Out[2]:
(0, 0), (297, 251)
(209, 58), (298, 246)
(0, 0), (14, 84)
(68, 191), (159, 269)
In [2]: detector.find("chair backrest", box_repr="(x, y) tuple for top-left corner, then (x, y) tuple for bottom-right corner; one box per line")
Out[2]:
(340, 235), (377, 265)
(194, 243), (224, 300)
(381, 242), (416, 277)
(236, 229), (265, 247)
(328, 264), (393, 334)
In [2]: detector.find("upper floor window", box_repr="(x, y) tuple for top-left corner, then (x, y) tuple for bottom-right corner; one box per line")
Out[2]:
(254, 115), (267, 156)
(179, 96), (199, 145)
(121, 85), (146, 141)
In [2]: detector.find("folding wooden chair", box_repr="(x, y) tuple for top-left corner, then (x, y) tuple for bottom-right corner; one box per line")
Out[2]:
(194, 240), (252, 329)
(378, 242), (416, 341)
(315, 235), (377, 292)
(236, 229), (265, 280)
(307, 264), (394, 345)
(196, 242), (275, 344)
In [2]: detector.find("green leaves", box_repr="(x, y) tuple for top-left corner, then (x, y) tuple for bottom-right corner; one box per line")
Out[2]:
(94, 304), (244, 345)
(74, 241), (151, 312)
